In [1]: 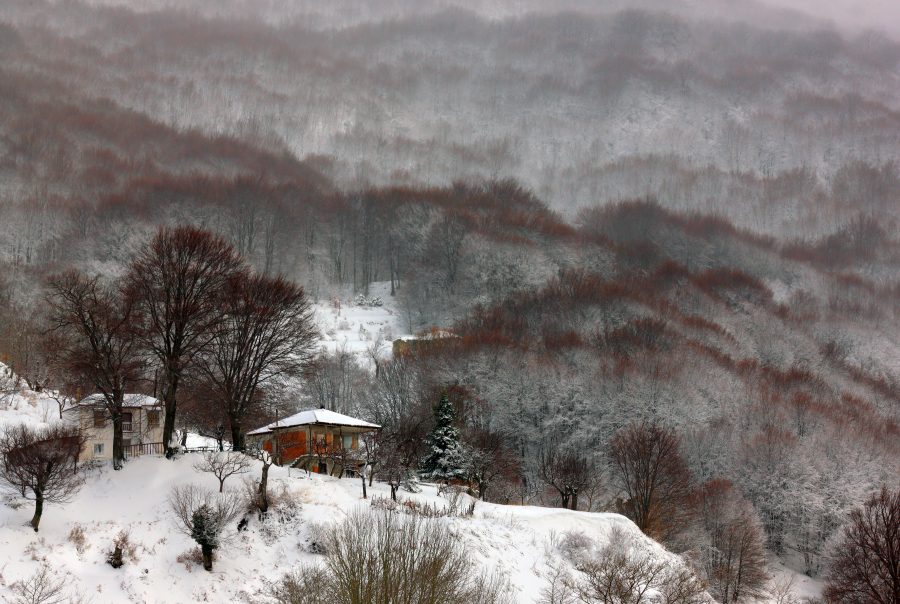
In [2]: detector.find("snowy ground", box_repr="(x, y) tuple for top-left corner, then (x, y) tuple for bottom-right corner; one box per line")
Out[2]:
(0, 453), (686, 604)
(313, 281), (408, 368)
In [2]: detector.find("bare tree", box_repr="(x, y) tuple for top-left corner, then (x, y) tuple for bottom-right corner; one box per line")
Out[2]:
(463, 429), (519, 502)
(168, 483), (242, 571)
(696, 479), (769, 602)
(194, 451), (251, 493)
(538, 445), (596, 510)
(0, 423), (86, 532)
(823, 485), (900, 604)
(198, 273), (318, 451)
(609, 421), (694, 543)
(125, 226), (245, 457)
(46, 270), (144, 469)
(9, 564), (67, 604)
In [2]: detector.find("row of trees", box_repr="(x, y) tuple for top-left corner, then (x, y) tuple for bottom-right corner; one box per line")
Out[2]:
(43, 225), (318, 468)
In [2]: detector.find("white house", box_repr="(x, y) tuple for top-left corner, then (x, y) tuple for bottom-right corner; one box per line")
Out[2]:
(64, 394), (165, 460)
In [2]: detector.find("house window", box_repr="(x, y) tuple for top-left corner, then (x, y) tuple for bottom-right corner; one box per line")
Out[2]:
(93, 410), (107, 428)
(93, 443), (104, 456)
(147, 410), (160, 428)
(122, 412), (133, 433)
(343, 435), (353, 450)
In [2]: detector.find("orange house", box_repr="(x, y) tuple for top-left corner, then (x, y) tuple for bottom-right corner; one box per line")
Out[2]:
(246, 408), (380, 475)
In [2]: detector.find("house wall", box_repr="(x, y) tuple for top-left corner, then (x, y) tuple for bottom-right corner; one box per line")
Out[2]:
(74, 406), (165, 460)
(257, 425), (366, 469)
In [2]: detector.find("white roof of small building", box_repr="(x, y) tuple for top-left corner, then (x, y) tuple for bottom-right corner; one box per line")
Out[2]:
(65, 394), (161, 412)
(247, 408), (380, 436)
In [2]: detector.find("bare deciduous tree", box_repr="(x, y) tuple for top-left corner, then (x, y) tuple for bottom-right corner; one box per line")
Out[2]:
(609, 421), (694, 543)
(0, 423), (86, 531)
(169, 483), (242, 571)
(125, 226), (245, 457)
(194, 451), (251, 493)
(46, 270), (144, 469)
(199, 273), (318, 451)
(696, 479), (768, 603)
(9, 564), (67, 604)
(823, 485), (900, 604)
(538, 445), (596, 510)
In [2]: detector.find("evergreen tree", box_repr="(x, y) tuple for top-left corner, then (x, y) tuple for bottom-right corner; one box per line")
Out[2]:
(420, 393), (465, 482)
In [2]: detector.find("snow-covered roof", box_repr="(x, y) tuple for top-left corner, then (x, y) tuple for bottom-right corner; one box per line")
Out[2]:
(65, 394), (161, 412)
(247, 408), (380, 435)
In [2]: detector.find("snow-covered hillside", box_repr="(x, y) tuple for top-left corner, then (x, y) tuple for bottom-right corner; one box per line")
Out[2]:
(0, 363), (700, 603)
(0, 452), (689, 603)
(313, 281), (408, 366)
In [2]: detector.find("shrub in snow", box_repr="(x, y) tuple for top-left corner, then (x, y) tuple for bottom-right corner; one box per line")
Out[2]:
(271, 508), (512, 604)
(558, 530), (593, 566)
(304, 522), (330, 555)
(353, 294), (383, 307)
(106, 530), (137, 569)
(169, 484), (242, 572)
(553, 528), (708, 604)
(68, 523), (87, 555)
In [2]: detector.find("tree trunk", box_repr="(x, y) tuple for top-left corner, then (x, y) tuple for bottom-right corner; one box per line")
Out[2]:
(31, 489), (43, 532)
(361, 473), (367, 499)
(571, 489), (579, 511)
(258, 462), (270, 513)
(112, 413), (124, 470)
(201, 543), (213, 571)
(162, 374), (179, 458)
(390, 483), (398, 501)
(230, 421), (244, 452)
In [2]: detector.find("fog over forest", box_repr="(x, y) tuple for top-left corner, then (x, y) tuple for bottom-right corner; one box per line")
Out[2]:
(0, 0), (897, 602)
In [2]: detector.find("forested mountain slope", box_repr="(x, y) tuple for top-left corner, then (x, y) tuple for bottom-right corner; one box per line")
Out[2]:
(0, 0), (896, 597)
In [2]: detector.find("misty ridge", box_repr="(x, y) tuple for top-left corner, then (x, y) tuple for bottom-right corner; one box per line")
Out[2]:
(0, 0), (897, 602)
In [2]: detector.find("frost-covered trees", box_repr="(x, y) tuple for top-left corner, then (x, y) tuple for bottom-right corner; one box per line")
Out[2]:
(0, 423), (86, 532)
(169, 484), (242, 571)
(420, 393), (465, 483)
(823, 485), (900, 604)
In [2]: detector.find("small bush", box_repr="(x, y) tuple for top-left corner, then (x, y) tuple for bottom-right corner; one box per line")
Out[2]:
(304, 522), (330, 555)
(558, 530), (593, 565)
(270, 565), (333, 604)
(106, 530), (137, 568)
(176, 547), (208, 572)
(271, 508), (511, 604)
(68, 524), (87, 554)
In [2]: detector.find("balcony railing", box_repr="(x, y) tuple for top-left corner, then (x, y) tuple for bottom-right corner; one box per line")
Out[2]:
(122, 422), (133, 433)
(124, 442), (164, 458)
